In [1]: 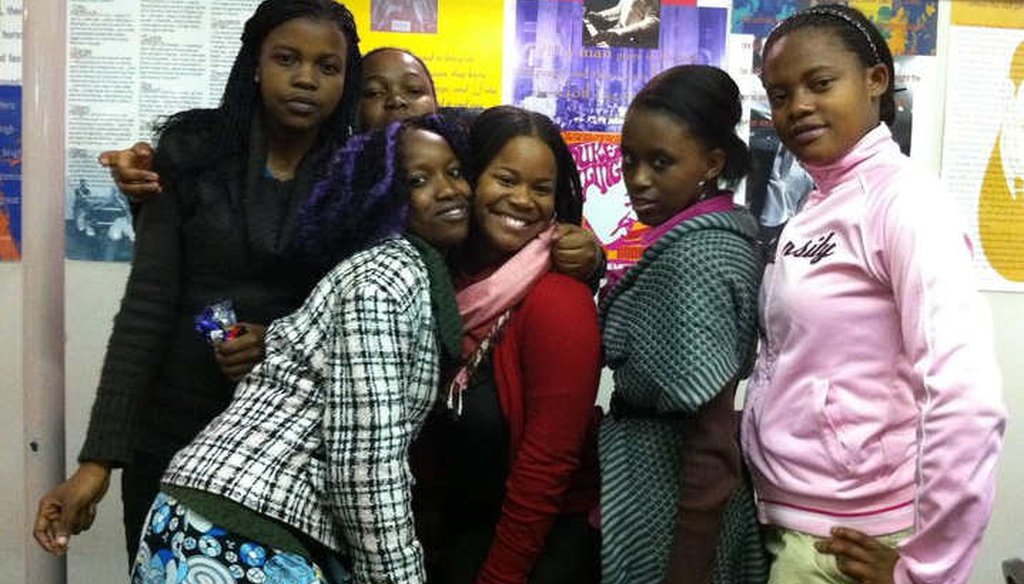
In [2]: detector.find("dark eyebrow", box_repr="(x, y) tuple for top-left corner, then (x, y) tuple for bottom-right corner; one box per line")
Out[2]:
(764, 63), (839, 88)
(801, 65), (838, 79)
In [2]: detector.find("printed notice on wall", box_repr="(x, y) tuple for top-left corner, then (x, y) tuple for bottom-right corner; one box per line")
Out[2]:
(941, 25), (1024, 292)
(349, 0), (505, 109)
(65, 0), (261, 261)
(0, 0), (21, 261)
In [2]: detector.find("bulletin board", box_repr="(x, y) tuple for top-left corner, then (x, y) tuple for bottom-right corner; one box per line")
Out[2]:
(58, 0), (1024, 292)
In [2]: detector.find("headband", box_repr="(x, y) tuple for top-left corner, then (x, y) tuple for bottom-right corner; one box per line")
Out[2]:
(803, 7), (883, 65)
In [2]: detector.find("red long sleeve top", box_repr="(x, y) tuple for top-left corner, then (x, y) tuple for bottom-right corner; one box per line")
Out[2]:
(476, 272), (602, 584)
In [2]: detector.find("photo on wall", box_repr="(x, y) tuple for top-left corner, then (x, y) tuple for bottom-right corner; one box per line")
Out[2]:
(582, 0), (661, 49)
(64, 175), (135, 262)
(370, 0), (439, 34)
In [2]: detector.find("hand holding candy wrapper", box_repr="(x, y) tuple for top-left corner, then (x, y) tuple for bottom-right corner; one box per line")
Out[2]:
(195, 300), (246, 344)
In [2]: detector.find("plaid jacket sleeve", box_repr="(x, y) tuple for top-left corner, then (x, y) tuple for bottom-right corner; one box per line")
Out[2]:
(324, 275), (427, 584)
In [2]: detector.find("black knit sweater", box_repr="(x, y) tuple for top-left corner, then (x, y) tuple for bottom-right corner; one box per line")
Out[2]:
(79, 122), (332, 465)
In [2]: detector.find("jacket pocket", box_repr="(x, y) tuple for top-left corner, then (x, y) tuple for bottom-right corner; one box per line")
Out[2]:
(817, 379), (886, 476)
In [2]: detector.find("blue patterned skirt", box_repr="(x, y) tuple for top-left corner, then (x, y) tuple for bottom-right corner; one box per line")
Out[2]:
(131, 492), (330, 584)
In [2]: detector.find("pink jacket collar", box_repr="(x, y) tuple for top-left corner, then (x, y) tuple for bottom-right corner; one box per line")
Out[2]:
(803, 124), (899, 193)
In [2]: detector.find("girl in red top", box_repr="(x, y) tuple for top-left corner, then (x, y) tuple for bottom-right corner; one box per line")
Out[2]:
(414, 105), (602, 584)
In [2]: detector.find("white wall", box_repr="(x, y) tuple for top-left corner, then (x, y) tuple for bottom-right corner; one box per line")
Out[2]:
(973, 292), (1024, 583)
(0, 262), (26, 582)
(62, 262), (131, 580)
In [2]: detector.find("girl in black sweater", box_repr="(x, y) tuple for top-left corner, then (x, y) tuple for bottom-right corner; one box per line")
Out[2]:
(34, 0), (362, 564)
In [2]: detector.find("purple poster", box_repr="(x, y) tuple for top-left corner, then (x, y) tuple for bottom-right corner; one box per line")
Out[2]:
(513, 0), (728, 269)
(513, 0), (727, 133)
(0, 84), (21, 261)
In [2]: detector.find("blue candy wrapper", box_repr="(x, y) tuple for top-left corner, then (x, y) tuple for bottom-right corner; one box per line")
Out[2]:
(194, 299), (243, 344)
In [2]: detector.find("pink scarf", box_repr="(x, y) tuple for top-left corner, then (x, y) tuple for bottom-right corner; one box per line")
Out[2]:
(447, 224), (557, 414)
(602, 193), (735, 298)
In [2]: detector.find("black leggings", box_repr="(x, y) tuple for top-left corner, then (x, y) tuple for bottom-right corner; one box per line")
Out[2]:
(120, 453), (172, 566)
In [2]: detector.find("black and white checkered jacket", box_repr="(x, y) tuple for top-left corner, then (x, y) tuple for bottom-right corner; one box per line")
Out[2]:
(163, 237), (438, 583)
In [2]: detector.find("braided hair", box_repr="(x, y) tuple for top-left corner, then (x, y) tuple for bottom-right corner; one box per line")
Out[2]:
(155, 0), (361, 176)
(296, 114), (469, 275)
(763, 3), (896, 124)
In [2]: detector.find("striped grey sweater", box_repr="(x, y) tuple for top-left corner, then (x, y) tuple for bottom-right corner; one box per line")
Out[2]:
(598, 209), (768, 584)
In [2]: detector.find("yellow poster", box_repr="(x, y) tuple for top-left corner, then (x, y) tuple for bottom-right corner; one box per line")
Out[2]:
(952, 0), (1024, 30)
(977, 39), (1024, 282)
(941, 25), (1024, 291)
(347, 0), (504, 108)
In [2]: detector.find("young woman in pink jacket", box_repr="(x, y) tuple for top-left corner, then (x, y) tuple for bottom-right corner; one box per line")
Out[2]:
(741, 5), (1007, 584)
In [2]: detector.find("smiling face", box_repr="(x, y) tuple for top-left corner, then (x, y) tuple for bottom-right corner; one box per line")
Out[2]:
(472, 135), (557, 266)
(256, 17), (348, 138)
(620, 107), (723, 226)
(359, 49), (438, 131)
(403, 129), (471, 250)
(762, 28), (888, 165)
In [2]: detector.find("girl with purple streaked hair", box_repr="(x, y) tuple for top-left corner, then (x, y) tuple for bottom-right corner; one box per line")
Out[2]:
(131, 114), (473, 583)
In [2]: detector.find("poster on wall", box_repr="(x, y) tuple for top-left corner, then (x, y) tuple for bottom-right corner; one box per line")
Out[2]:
(0, 84), (20, 262)
(732, 0), (937, 62)
(511, 0), (730, 269)
(941, 24), (1024, 292)
(0, 0), (22, 262)
(351, 0), (504, 108)
(65, 0), (262, 261)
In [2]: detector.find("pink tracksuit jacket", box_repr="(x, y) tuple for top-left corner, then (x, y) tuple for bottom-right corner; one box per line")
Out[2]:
(741, 124), (1006, 584)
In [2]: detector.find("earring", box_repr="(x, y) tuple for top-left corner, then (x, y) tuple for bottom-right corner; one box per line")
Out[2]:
(254, 73), (260, 84)
(697, 179), (706, 188)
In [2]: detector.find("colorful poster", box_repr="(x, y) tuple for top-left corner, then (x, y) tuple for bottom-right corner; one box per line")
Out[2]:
(941, 26), (1024, 291)
(350, 0), (504, 108)
(513, 0), (728, 268)
(0, 0), (21, 261)
(0, 84), (19, 261)
(731, 0), (937, 58)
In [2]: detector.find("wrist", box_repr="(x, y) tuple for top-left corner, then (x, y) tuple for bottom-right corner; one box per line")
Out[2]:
(78, 460), (112, 478)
